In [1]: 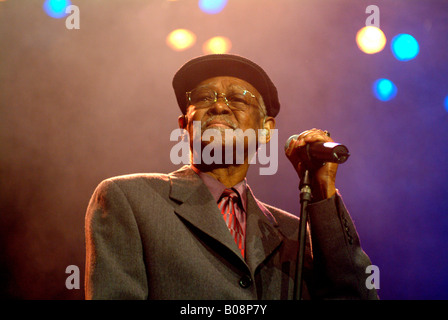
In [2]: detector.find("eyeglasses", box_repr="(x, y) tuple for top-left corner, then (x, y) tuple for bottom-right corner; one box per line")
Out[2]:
(186, 86), (261, 113)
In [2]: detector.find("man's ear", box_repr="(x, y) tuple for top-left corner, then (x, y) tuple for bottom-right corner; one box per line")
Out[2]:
(260, 116), (276, 143)
(178, 114), (187, 129)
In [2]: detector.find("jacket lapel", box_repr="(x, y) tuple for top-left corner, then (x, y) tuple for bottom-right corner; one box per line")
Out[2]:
(168, 166), (243, 259)
(245, 186), (283, 273)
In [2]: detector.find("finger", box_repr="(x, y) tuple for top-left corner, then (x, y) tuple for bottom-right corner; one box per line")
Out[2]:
(295, 129), (315, 146)
(297, 128), (328, 139)
(286, 128), (333, 157)
(302, 129), (333, 143)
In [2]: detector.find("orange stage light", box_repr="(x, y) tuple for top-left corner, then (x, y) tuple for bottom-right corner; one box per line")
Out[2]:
(202, 36), (232, 54)
(166, 29), (196, 51)
(356, 26), (387, 54)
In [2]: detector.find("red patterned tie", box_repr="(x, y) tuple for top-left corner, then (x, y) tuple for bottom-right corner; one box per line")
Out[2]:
(218, 188), (245, 258)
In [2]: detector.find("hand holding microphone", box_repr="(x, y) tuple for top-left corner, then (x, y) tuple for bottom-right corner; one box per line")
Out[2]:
(285, 132), (350, 166)
(285, 128), (349, 201)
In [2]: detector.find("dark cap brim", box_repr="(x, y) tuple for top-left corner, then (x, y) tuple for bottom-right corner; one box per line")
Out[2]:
(172, 54), (280, 117)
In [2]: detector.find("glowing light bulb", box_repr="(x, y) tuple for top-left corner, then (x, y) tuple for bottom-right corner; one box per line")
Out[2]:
(199, 0), (228, 14)
(356, 26), (387, 54)
(202, 36), (232, 54)
(43, 0), (71, 19)
(391, 34), (419, 61)
(373, 78), (397, 101)
(166, 29), (196, 51)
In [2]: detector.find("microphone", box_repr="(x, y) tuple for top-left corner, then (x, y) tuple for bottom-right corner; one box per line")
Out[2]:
(285, 135), (350, 165)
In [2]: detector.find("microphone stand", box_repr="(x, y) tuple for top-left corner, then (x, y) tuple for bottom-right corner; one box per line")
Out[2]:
(293, 169), (312, 300)
(289, 134), (349, 299)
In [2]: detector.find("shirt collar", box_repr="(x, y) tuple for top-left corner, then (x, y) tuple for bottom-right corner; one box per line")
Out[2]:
(191, 165), (248, 212)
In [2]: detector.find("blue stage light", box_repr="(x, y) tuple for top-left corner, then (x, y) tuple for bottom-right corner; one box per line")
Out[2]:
(391, 34), (419, 61)
(444, 95), (448, 113)
(373, 78), (397, 101)
(198, 0), (228, 14)
(43, 0), (71, 19)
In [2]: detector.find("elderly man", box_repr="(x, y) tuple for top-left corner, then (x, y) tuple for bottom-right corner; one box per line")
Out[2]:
(85, 54), (378, 300)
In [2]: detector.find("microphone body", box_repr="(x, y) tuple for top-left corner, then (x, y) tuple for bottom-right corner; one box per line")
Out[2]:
(285, 135), (350, 165)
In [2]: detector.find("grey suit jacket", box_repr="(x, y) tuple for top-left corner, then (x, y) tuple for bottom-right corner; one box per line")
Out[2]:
(85, 165), (378, 300)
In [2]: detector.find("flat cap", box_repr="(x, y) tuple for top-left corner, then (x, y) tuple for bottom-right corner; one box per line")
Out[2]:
(172, 54), (280, 117)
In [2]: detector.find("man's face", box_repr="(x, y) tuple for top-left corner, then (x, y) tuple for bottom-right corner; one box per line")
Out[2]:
(179, 76), (276, 166)
(182, 76), (265, 140)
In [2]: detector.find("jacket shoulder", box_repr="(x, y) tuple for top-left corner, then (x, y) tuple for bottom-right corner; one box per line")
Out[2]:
(106, 172), (170, 185)
(100, 165), (192, 189)
(91, 172), (172, 200)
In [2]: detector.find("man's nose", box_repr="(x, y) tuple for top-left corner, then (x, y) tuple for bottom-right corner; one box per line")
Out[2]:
(209, 96), (231, 114)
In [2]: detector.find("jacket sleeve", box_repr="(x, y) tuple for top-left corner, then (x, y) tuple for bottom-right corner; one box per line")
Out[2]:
(306, 191), (379, 300)
(84, 179), (148, 299)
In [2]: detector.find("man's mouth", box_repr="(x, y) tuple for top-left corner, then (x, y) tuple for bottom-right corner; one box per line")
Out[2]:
(202, 117), (237, 130)
(207, 121), (232, 128)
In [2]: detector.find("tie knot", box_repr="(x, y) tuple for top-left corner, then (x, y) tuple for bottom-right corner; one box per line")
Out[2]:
(221, 188), (238, 201)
